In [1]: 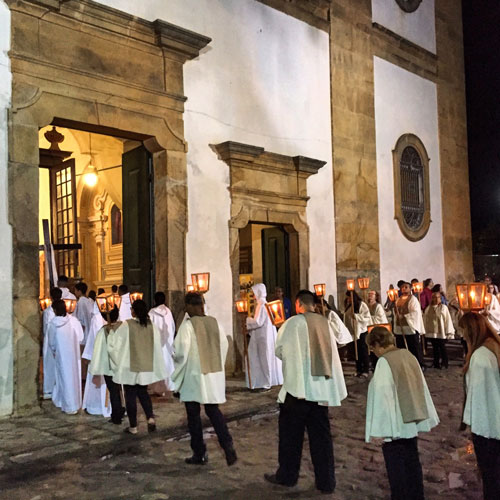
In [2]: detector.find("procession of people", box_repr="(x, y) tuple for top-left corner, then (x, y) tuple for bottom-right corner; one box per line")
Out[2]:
(40, 275), (500, 499)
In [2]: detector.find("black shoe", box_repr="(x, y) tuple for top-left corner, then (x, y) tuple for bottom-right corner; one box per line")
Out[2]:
(225, 447), (238, 466)
(185, 453), (208, 465)
(263, 473), (294, 487)
(108, 418), (122, 425)
(147, 421), (157, 433)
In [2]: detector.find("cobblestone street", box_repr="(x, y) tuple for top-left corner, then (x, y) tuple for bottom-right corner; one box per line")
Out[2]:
(0, 342), (483, 499)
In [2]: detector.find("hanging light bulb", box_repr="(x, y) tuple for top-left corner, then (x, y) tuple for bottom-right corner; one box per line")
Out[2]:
(83, 163), (98, 187)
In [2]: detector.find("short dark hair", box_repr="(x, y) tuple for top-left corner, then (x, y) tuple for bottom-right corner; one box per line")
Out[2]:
(52, 299), (66, 316)
(109, 305), (119, 323)
(131, 299), (149, 326)
(118, 284), (128, 294)
(75, 282), (88, 294)
(295, 289), (315, 307)
(423, 278), (433, 288)
(431, 284), (441, 293)
(366, 326), (394, 349)
(411, 278), (419, 284)
(98, 288), (105, 295)
(185, 292), (204, 306)
(58, 275), (69, 285)
(111, 285), (118, 293)
(88, 290), (96, 301)
(50, 287), (62, 301)
(154, 291), (166, 306)
(397, 280), (405, 288)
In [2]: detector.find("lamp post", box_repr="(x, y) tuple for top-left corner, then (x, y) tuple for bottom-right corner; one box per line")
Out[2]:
(235, 299), (252, 389)
(456, 283), (487, 312)
(387, 288), (408, 350)
(346, 279), (358, 361)
(314, 283), (327, 316)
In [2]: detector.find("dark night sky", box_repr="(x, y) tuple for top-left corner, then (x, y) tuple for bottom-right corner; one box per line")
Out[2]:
(462, 1), (500, 246)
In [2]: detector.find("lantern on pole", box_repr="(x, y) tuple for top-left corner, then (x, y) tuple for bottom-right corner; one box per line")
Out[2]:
(412, 282), (424, 294)
(456, 283), (487, 312)
(266, 300), (286, 327)
(191, 272), (210, 294)
(130, 292), (143, 304)
(484, 293), (492, 307)
(314, 283), (327, 316)
(186, 284), (196, 292)
(346, 279), (358, 360)
(358, 277), (370, 302)
(235, 299), (252, 389)
(96, 293), (122, 322)
(387, 288), (408, 350)
(39, 298), (52, 311)
(63, 298), (77, 314)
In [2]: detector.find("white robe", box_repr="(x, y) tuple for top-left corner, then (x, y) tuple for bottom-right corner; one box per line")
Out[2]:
(327, 310), (353, 345)
(423, 304), (455, 339)
(345, 301), (372, 338)
(463, 346), (500, 439)
(394, 295), (426, 336)
(172, 316), (228, 404)
(246, 283), (283, 389)
(275, 314), (347, 407)
(107, 319), (167, 386)
(82, 304), (110, 417)
(42, 306), (56, 398)
(118, 293), (133, 322)
(148, 304), (176, 393)
(365, 356), (439, 442)
(485, 294), (500, 333)
(60, 287), (76, 300)
(369, 303), (388, 325)
(48, 315), (83, 413)
(75, 296), (94, 345)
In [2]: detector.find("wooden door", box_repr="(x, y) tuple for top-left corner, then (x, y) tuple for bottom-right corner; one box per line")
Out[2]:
(261, 226), (290, 299)
(122, 145), (154, 306)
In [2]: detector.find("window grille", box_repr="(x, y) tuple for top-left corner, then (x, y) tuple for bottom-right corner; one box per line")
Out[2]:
(400, 146), (424, 230)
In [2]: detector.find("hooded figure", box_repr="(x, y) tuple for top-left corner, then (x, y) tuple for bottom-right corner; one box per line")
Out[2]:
(82, 302), (110, 417)
(42, 304), (56, 399)
(48, 312), (84, 414)
(119, 293), (132, 322)
(246, 283), (283, 389)
(148, 302), (176, 394)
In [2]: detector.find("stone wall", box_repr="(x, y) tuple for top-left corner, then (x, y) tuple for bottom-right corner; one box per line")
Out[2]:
(256, 0), (330, 31)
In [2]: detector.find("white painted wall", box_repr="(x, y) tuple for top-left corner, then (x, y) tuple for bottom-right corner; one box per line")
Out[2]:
(372, 0), (436, 54)
(0, 0), (13, 416)
(96, 0), (336, 334)
(374, 56), (445, 293)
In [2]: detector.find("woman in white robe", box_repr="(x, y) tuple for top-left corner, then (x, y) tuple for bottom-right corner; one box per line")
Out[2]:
(367, 290), (388, 325)
(148, 292), (176, 394)
(246, 283), (283, 390)
(82, 302), (110, 417)
(459, 313), (500, 499)
(48, 300), (84, 414)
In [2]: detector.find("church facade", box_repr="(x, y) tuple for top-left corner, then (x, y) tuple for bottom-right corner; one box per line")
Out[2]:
(0, 0), (472, 415)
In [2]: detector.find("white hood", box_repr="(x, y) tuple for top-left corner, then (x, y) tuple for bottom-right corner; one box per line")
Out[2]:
(151, 304), (169, 317)
(52, 315), (71, 328)
(252, 283), (267, 304)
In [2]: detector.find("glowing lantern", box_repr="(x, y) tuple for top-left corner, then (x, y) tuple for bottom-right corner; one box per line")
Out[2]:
(96, 293), (122, 313)
(265, 300), (286, 327)
(346, 279), (355, 291)
(456, 283), (487, 312)
(130, 292), (143, 304)
(235, 299), (248, 314)
(367, 323), (392, 333)
(96, 294), (109, 313)
(358, 277), (370, 290)
(39, 298), (52, 311)
(387, 288), (398, 302)
(186, 284), (196, 292)
(63, 298), (77, 314)
(484, 293), (492, 306)
(314, 283), (326, 297)
(191, 272), (210, 294)
(412, 282), (424, 294)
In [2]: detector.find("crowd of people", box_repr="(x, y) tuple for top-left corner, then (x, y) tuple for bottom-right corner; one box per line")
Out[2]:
(40, 276), (500, 499)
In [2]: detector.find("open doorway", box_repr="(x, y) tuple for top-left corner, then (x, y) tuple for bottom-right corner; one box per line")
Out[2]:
(38, 125), (155, 305)
(238, 222), (299, 308)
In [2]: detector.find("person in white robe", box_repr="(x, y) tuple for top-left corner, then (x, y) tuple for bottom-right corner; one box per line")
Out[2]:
(367, 290), (388, 325)
(118, 284), (133, 322)
(42, 287), (62, 399)
(484, 286), (500, 334)
(58, 275), (76, 300)
(394, 282), (425, 367)
(423, 290), (455, 369)
(459, 313), (500, 500)
(74, 282), (94, 345)
(107, 299), (167, 434)
(246, 283), (282, 390)
(314, 295), (352, 346)
(89, 306), (125, 424)
(148, 291), (176, 395)
(345, 290), (372, 377)
(365, 326), (439, 500)
(172, 291), (237, 466)
(81, 301), (110, 417)
(48, 299), (84, 414)
(264, 290), (347, 494)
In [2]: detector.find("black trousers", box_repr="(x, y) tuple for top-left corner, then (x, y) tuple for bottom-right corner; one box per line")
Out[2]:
(382, 437), (424, 500)
(276, 394), (335, 493)
(395, 334), (424, 367)
(124, 384), (154, 428)
(429, 338), (448, 368)
(104, 375), (124, 423)
(185, 402), (233, 457)
(472, 433), (500, 500)
(356, 331), (370, 374)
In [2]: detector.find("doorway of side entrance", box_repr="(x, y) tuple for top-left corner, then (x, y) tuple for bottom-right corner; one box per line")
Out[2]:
(238, 222), (299, 310)
(38, 125), (155, 306)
